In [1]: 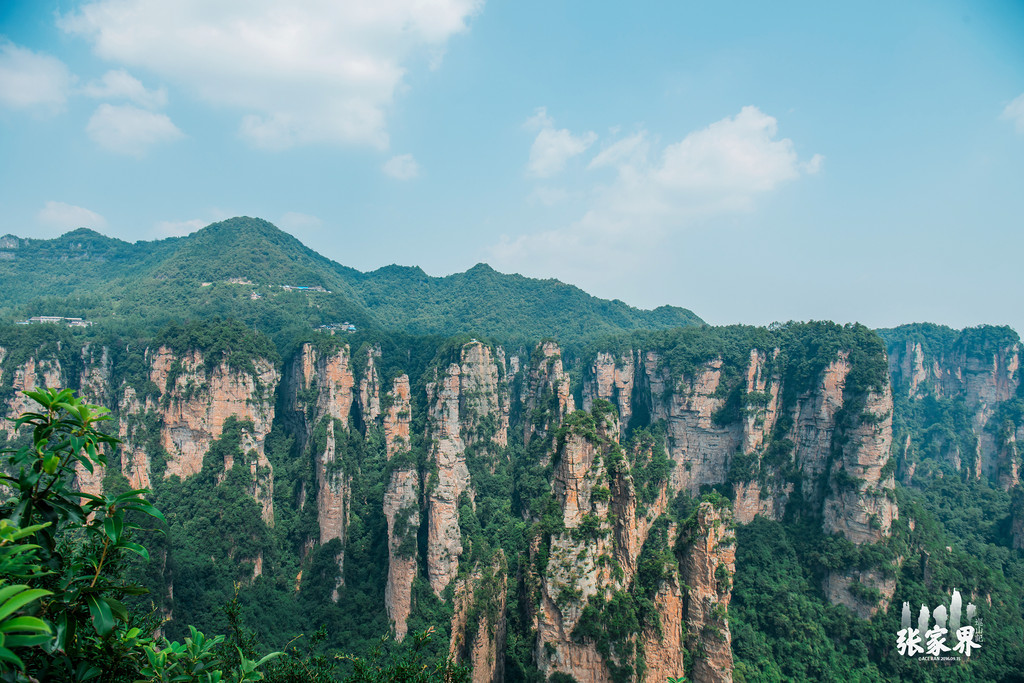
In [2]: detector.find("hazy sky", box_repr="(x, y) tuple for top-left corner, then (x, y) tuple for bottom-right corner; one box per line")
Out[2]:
(2, 1), (1022, 332)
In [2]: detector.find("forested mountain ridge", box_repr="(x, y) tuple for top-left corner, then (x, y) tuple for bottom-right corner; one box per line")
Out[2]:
(0, 217), (702, 344)
(0, 220), (1021, 682)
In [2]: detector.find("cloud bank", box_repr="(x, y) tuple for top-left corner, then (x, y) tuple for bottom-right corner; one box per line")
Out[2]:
(60, 0), (483, 149)
(493, 106), (822, 281)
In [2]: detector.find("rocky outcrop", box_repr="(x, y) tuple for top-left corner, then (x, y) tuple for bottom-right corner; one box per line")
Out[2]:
(117, 385), (157, 490)
(523, 341), (575, 446)
(534, 409), (620, 682)
(823, 568), (897, 621)
(3, 355), (65, 440)
(426, 341), (509, 597)
(78, 344), (111, 406)
(449, 555), (507, 683)
(681, 502), (735, 683)
(645, 355), (742, 496)
(76, 344), (112, 496)
(822, 383), (896, 545)
(222, 427), (275, 526)
(640, 566), (687, 683)
(732, 349), (786, 524)
(791, 353), (852, 504)
(887, 329), (1021, 481)
(997, 424), (1020, 490)
(290, 342), (360, 599)
(583, 351), (635, 437)
(383, 375), (417, 640)
(150, 347), (278, 483)
(291, 342), (356, 432)
(359, 346), (382, 424)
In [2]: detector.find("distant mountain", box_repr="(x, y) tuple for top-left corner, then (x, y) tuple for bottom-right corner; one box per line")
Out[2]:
(0, 217), (702, 343)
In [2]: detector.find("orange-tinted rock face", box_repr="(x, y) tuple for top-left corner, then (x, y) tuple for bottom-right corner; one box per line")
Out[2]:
(449, 556), (507, 683)
(583, 351), (635, 437)
(523, 341), (575, 447)
(998, 428), (1020, 490)
(681, 502), (736, 683)
(888, 335), (1021, 480)
(293, 342), (356, 427)
(384, 374), (412, 455)
(151, 347), (279, 483)
(3, 355), (65, 441)
(289, 343), (362, 600)
(75, 344), (112, 496)
(426, 342), (509, 597)
(383, 375), (417, 641)
(641, 569), (687, 683)
(117, 384), (156, 490)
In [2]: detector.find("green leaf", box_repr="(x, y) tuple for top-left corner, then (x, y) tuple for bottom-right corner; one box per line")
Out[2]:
(85, 593), (114, 636)
(74, 663), (103, 681)
(41, 454), (60, 475)
(0, 587), (51, 621)
(0, 615), (51, 634)
(120, 541), (150, 561)
(3, 633), (52, 648)
(104, 597), (129, 623)
(103, 516), (124, 544)
(0, 644), (25, 669)
(122, 503), (166, 523)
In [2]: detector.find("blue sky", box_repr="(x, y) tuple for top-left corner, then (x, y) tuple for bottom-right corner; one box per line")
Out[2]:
(1, 0), (1023, 332)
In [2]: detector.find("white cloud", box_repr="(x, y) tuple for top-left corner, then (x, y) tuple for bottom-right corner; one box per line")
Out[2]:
(37, 201), (107, 234)
(81, 69), (167, 108)
(1001, 93), (1024, 134)
(382, 153), (419, 180)
(0, 40), (73, 111)
(153, 218), (206, 238)
(525, 107), (597, 177)
(59, 0), (483, 149)
(86, 103), (184, 156)
(654, 106), (810, 193)
(589, 132), (649, 170)
(493, 106), (821, 279)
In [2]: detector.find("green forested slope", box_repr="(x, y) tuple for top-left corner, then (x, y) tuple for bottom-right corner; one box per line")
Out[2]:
(0, 217), (702, 344)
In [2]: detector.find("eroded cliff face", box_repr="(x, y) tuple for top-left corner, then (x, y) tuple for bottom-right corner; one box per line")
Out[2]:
(647, 355), (742, 496)
(731, 349), (785, 524)
(639, 564), (686, 683)
(289, 342), (362, 599)
(535, 411), (622, 683)
(150, 347), (278, 487)
(888, 333), (1021, 483)
(76, 344), (112, 496)
(681, 502), (735, 683)
(382, 374), (417, 641)
(449, 555), (508, 683)
(583, 351), (635, 438)
(580, 341), (899, 627)
(2, 354), (65, 441)
(426, 341), (510, 597)
(523, 341), (575, 447)
(0, 327), (913, 683)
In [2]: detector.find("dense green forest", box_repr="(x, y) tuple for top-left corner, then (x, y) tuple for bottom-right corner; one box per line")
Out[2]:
(0, 218), (701, 346)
